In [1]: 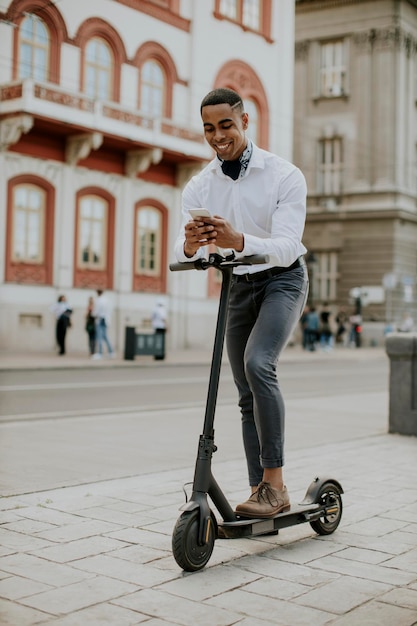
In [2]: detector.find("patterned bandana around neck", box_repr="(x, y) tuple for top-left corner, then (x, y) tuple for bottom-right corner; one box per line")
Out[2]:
(219, 141), (253, 180)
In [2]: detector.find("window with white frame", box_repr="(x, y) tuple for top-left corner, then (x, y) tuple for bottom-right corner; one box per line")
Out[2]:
(18, 14), (49, 81)
(243, 0), (261, 30)
(12, 184), (45, 263)
(244, 98), (259, 145)
(85, 37), (113, 100)
(318, 137), (343, 196)
(220, 0), (237, 20)
(140, 60), (165, 117)
(319, 40), (346, 97)
(312, 252), (338, 303)
(78, 195), (107, 270)
(136, 207), (161, 275)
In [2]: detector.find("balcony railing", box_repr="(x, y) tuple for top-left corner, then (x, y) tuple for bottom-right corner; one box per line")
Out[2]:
(0, 79), (208, 159)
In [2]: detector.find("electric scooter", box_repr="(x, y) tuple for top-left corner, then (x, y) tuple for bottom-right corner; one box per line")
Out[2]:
(169, 251), (343, 572)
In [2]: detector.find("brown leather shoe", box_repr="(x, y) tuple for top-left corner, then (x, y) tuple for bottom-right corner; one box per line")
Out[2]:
(235, 482), (290, 518)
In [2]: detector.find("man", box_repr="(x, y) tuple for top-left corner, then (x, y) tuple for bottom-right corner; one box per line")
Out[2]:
(151, 299), (167, 360)
(174, 87), (308, 518)
(92, 289), (114, 359)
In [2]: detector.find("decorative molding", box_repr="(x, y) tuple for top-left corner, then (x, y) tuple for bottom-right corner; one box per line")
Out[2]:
(65, 132), (103, 165)
(175, 161), (205, 187)
(0, 114), (33, 151)
(125, 147), (163, 177)
(295, 40), (310, 61)
(353, 27), (417, 56)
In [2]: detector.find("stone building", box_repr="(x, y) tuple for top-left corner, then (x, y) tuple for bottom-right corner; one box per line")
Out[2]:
(0, 0), (295, 354)
(295, 0), (417, 334)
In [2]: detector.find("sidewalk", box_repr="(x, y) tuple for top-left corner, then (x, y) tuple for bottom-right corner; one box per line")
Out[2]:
(1, 348), (417, 625)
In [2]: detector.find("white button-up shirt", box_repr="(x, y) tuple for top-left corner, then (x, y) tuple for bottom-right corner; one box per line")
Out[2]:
(175, 144), (307, 275)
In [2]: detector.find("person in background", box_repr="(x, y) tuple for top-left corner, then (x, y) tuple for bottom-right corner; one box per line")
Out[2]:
(304, 306), (320, 351)
(92, 289), (114, 359)
(335, 308), (348, 345)
(50, 295), (72, 356)
(151, 299), (167, 360)
(398, 312), (414, 332)
(85, 296), (96, 356)
(319, 302), (333, 351)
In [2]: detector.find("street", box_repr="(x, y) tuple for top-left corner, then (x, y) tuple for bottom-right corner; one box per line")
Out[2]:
(0, 350), (389, 496)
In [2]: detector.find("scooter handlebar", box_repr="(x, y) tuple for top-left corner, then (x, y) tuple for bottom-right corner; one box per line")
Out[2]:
(169, 254), (269, 272)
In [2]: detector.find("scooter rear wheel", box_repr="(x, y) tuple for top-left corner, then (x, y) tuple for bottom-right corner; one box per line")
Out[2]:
(172, 510), (216, 572)
(310, 481), (343, 535)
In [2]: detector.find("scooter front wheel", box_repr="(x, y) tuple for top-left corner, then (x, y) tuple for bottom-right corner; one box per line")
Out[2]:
(172, 510), (216, 572)
(310, 481), (343, 535)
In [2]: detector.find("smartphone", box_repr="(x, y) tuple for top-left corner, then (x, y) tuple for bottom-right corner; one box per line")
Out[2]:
(189, 208), (212, 219)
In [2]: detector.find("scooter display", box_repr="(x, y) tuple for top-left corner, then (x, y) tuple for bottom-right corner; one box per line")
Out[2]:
(169, 252), (343, 572)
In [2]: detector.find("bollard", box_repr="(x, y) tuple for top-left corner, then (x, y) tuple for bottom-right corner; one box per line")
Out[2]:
(385, 333), (417, 436)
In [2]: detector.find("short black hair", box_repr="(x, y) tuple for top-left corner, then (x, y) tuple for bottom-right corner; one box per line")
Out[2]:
(200, 88), (244, 114)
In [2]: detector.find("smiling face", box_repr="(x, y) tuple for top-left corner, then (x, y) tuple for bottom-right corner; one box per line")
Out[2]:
(201, 102), (248, 161)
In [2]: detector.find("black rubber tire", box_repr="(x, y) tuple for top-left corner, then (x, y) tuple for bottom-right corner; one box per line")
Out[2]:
(310, 481), (343, 535)
(172, 510), (215, 572)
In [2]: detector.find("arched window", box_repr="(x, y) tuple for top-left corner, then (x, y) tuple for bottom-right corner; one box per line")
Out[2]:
(12, 183), (45, 262)
(18, 14), (49, 81)
(214, 60), (269, 149)
(140, 60), (165, 117)
(74, 188), (115, 290)
(78, 195), (108, 270)
(133, 200), (167, 293)
(84, 37), (113, 100)
(6, 175), (55, 285)
(244, 98), (259, 145)
(135, 206), (161, 275)
(134, 42), (181, 118)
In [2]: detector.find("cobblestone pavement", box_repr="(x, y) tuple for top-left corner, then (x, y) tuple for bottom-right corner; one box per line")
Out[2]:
(1, 348), (417, 625)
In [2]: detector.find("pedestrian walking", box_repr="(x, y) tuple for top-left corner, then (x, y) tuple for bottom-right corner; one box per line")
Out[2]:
(319, 302), (333, 351)
(85, 296), (96, 356)
(151, 299), (167, 360)
(91, 290), (114, 359)
(50, 295), (72, 355)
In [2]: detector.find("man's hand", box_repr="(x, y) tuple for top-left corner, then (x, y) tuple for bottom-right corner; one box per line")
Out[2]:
(184, 216), (244, 257)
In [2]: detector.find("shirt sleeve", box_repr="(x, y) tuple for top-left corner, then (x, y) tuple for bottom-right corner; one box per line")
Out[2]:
(174, 177), (207, 262)
(239, 167), (307, 267)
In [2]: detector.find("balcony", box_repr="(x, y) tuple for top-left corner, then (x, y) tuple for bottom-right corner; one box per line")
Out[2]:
(0, 79), (210, 165)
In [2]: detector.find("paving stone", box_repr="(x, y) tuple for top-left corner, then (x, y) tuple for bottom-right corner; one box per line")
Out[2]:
(109, 543), (169, 564)
(71, 554), (177, 587)
(264, 536), (345, 564)
(233, 553), (340, 586)
(35, 520), (121, 543)
(18, 575), (138, 615)
(30, 536), (130, 563)
(381, 548), (417, 574)
(206, 587), (333, 625)
(0, 553), (94, 586)
(104, 527), (172, 551)
(378, 587), (417, 610)
(73, 505), (158, 526)
(342, 517), (408, 537)
(2, 519), (58, 534)
(33, 602), (150, 625)
(239, 575), (310, 601)
(115, 587), (240, 626)
(326, 600), (417, 625)
(0, 575), (52, 600)
(310, 555), (416, 585)
(292, 576), (391, 614)
(0, 528), (51, 551)
(0, 597), (52, 625)
(334, 546), (394, 565)
(156, 565), (259, 601)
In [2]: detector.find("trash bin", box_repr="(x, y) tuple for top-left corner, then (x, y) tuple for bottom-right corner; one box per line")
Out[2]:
(124, 327), (165, 360)
(385, 333), (417, 436)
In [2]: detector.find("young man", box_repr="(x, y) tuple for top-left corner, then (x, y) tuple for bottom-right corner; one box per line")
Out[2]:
(174, 88), (308, 518)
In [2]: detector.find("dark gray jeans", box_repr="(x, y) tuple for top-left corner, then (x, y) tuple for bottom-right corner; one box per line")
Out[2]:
(226, 262), (309, 486)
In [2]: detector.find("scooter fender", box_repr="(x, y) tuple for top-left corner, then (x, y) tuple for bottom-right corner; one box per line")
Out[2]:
(300, 476), (344, 506)
(179, 500), (200, 513)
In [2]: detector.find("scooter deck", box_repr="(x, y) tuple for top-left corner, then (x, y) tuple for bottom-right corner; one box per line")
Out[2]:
(218, 502), (322, 539)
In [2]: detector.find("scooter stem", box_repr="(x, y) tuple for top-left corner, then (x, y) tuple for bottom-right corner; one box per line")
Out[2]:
(202, 266), (233, 437)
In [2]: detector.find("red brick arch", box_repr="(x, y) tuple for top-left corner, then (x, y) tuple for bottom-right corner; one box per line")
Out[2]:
(7, 0), (69, 83)
(74, 18), (128, 102)
(133, 41), (184, 118)
(5, 174), (55, 285)
(213, 60), (269, 149)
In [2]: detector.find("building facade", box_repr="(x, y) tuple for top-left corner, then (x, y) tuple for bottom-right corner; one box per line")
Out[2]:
(295, 0), (417, 333)
(0, 0), (296, 354)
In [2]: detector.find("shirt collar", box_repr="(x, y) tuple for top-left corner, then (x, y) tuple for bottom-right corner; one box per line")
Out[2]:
(216, 140), (253, 179)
